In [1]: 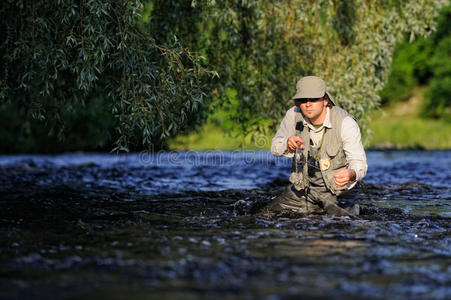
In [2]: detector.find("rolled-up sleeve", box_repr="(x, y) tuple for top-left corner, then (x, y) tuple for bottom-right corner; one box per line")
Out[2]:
(271, 108), (296, 157)
(341, 117), (368, 181)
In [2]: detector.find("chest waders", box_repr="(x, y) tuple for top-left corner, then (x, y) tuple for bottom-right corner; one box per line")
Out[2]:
(305, 128), (329, 205)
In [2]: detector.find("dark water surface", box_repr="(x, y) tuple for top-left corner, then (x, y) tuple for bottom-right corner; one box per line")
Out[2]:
(0, 151), (450, 299)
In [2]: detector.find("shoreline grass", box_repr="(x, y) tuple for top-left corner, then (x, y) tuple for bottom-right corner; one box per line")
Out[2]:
(168, 123), (271, 151)
(367, 87), (451, 150)
(169, 87), (450, 151)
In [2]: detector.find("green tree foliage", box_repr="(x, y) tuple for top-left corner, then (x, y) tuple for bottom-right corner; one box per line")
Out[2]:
(423, 5), (451, 120)
(379, 37), (434, 103)
(0, 0), (447, 152)
(155, 0), (447, 141)
(0, 0), (212, 151)
(381, 3), (451, 122)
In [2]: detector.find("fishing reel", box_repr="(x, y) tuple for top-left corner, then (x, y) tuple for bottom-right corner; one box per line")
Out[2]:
(294, 148), (305, 173)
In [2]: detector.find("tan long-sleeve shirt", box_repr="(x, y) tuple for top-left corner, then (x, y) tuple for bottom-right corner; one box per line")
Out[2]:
(271, 107), (368, 181)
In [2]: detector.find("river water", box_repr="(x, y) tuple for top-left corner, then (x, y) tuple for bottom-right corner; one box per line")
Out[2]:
(0, 151), (450, 299)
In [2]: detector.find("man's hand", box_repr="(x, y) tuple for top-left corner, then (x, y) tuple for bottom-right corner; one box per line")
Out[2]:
(286, 136), (304, 152)
(333, 169), (356, 188)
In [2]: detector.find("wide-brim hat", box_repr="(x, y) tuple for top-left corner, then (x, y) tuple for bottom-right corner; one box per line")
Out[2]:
(292, 76), (336, 105)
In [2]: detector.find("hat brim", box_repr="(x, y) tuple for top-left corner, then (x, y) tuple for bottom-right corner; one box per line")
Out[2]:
(292, 91), (336, 106)
(325, 92), (336, 106)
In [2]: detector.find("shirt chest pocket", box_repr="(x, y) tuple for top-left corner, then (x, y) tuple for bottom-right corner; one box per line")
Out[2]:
(326, 142), (340, 158)
(325, 131), (341, 157)
(324, 136), (346, 169)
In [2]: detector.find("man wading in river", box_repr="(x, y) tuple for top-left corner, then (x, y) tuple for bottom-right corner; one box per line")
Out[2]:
(266, 76), (367, 216)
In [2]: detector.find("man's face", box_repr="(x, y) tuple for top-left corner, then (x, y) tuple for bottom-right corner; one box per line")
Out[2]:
(297, 98), (328, 124)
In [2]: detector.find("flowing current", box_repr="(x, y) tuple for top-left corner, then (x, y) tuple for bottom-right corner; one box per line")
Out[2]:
(0, 151), (450, 299)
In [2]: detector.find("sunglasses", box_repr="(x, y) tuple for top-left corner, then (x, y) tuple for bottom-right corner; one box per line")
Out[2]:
(294, 97), (324, 104)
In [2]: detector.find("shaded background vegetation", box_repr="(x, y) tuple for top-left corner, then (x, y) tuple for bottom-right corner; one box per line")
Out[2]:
(0, 0), (449, 153)
(0, 0), (213, 152)
(381, 4), (451, 121)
